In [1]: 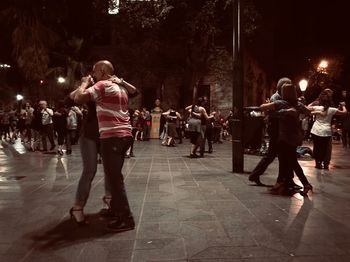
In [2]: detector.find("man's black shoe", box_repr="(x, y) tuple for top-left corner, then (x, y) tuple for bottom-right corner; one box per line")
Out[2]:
(107, 217), (135, 232)
(99, 208), (113, 217)
(248, 175), (264, 186)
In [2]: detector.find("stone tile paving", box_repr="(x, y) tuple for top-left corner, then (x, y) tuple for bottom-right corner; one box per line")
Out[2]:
(0, 139), (350, 262)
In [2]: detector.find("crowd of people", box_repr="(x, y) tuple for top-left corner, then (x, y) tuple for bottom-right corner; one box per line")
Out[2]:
(0, 100), (84, 154)
(2, 60), (350, 232)
(0, 98), (237, 159)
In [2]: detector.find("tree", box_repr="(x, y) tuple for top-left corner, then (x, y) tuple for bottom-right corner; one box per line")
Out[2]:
(305, 56), (344, 103)
(0, 0), (63, 81)
(93, 0), (260, 106)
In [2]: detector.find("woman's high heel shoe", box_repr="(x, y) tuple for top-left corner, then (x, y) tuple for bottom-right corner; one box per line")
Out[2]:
(69, 208), (87, 225)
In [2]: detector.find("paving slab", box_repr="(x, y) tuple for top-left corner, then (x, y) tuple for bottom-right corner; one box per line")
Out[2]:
(0, 139), (350, 261)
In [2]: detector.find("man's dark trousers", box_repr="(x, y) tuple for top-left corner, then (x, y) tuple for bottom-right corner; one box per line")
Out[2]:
(101, 136), (133, 219)
(250, 137), (278, 179)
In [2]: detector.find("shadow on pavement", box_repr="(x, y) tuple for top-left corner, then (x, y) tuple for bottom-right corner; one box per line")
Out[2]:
(26, 213), (115, 250)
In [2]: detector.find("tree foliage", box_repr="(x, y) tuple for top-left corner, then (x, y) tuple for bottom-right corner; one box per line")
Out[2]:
(1, 0), (260, 103)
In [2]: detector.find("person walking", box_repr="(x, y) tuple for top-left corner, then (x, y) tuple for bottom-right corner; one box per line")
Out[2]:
(72, 60), (138, 232)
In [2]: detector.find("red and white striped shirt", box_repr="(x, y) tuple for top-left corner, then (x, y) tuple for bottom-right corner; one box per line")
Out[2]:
(87, 80), (132, 139)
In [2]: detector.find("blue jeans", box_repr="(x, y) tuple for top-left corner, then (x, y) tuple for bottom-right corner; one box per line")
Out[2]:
(100, 136), (133, 218)
(75, 136), (110, 207)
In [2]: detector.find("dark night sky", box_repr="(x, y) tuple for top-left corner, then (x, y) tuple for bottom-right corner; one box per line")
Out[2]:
(255, 0), (350, 87)
(1, 0), (350, 89)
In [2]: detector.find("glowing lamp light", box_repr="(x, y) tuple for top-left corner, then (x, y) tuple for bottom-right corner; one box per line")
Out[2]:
(299, 79), (308, 92)
(319, 60), (328, 69)
(57, 76), (66, 83)
(317, 60), (329, 73)
(16, 94), (24, 101)
(0, 63), (11, 68)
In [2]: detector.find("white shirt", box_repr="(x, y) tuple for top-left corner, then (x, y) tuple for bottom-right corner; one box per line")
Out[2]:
(41, 108), (53, 125)
(25, 107), (34, 125)
(67, 107), (81, 130)
(310, 106), (337, 137)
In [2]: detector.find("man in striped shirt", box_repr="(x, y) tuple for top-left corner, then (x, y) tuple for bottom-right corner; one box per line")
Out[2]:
(73, 60), (138, 232)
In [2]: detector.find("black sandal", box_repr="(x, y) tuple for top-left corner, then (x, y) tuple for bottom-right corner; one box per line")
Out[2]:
(69, 207), (87, 225)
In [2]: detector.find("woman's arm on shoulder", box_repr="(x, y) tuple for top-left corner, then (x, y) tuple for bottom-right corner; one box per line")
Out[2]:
(199, 107), (212, 120)
(335, 104), (348, 116)
(259, 102), (275, 111)
(185, 105), (192, 111)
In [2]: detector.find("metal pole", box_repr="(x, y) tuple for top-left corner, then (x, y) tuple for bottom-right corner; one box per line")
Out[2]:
(232, 0), (244, 173)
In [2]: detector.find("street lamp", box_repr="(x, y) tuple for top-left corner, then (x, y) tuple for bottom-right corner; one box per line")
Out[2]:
(16, 94), (24, 101)
(317, 60), (328, 73)
(0, 63), (11, 68)
(232, 0), (244, 173)
(57, 76), (66, 84)
(299, 79), (308, 93)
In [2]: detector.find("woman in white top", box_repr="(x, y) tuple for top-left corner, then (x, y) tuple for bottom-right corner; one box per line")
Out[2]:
(310, 90), (347, 169)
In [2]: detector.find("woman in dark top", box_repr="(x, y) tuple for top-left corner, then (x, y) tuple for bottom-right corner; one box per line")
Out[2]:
(260, 83), (313, 195)
(69, 101), (111, 224)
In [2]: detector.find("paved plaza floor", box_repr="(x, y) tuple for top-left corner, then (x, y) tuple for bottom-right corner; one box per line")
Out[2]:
(0, 138), (350, 262)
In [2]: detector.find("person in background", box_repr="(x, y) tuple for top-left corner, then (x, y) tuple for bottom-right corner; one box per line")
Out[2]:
(200, 96), (214, 155)
(39, 100), (55, 151)
(29, 102), (42, 151)
(162, 105), (181, 146)
(125, 108), (136, 158)
(340, 90), (350, 148)
(66, 105), (82, 154)
(24, 102), (34, 145)
(186, 97), (214, 158)
(53, 101), (68, 155)
(142, 107), (151, 141)
(310, 90), (348, 169)
(9, 105), (18, 143)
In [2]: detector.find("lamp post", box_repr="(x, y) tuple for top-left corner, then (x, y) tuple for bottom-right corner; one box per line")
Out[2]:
(232, 0), (244, 173)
